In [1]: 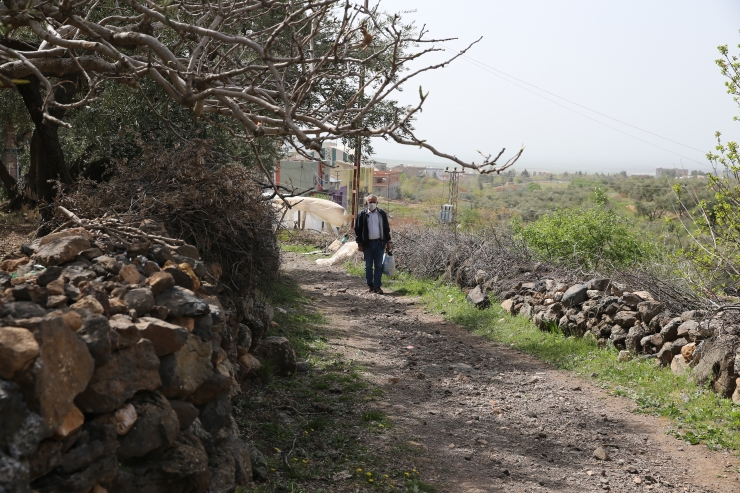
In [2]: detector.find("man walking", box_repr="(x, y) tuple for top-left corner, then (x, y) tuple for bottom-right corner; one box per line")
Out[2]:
(354, 194), (392, 293)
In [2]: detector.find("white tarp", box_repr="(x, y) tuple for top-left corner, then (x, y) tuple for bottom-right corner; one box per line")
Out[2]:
(273, 196), (347, 230)
(315, 241), (358, 266)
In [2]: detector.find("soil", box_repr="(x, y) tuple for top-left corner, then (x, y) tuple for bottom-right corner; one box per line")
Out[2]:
(281, 252), (739, 492)
(0, 215), (35, 258)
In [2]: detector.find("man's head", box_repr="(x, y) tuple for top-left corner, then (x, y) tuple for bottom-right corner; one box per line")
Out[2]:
(366, 194), (378, 211)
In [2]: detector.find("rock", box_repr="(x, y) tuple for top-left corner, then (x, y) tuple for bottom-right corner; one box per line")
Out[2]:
(681, 309), (707, 321)
(637, 301), (663, 324)
(79, 247), (104, 261)
(35, 446), (118, 493)
(681, 342), (697, 361)
(54, 406), (85, 439)
(75, 339), (161, 414)
(109, 317), (141, 349)
(32, 236), (91, 267)
(38, 227), (92, 246)
(0, 301), (47, 319)
(625, 324), (647, 354)
(169, 400), (200, 431)
(93, 256), (122, 275)
(617, 350), (631, 362)
(0, 256), (30, 273)
(96, 403), (137, 435)
(187, 373), (233, 405)
(561, 284), (588, 307)
(0, 271), (11, 288)
(660, 317), (683, 342)
(0, 380), (47, 460)
(207, 436), (251, 492)
(10, 284), (47, 306)
(587, 278), (611, 291)
(0, 326), (39, 379)
(159, 334), (214, 400)
(155, 287), (209, 318)
(165, 266), (195, 291)
(197, 393), (232, 435)
(76, 314), (112, 366)
(150, 305), (170, 320)
(687, 320), (715, 342)
(500, 299), (515, 315)
(123, 288), (155, 317)
(27, 439), (64, 481)
(677, 320), (698, 339)
(118, 431), (210, 493)
(117, 391), (179, 460)
(61, 265), (96, 287)
(176, 244), (201, 260)
(119, 264), (142, 285)
(621, 292), (643, 307)
(23, 316), (95, 431)
(692, 336), (738, 397)
(593, 446), (609, 460)
(71, 295), (105, 315)
(146, 272), (175, 296)
(236, 353), (261, 380)
(249, 444), (268, 481)
(586, 289), (602, 299)
(466, 285), (490, 309)
(36, 266), (62, 287)
(136, 317), (189, 357)
(633, 290), (654, 301)
(296, 361), (311, 372)
(0, 451), (30, 493)
(253, 336), (297, 376)
(126, 241), (150, 258)
(46, 295), (68, 309)
(614, 311), (638, 328)
(671, 355), (690, 376)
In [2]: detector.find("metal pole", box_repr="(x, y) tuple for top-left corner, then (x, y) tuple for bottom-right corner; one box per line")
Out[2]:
(350, 0), (369, 229)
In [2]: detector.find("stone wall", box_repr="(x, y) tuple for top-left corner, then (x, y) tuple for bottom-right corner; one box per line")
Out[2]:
(0, 225), (292, 492)
(468, 274), (740, 404)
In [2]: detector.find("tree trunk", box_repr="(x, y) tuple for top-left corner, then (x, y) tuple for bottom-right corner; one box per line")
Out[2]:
(0, 156), (18, 201)
(15, 77), (76, 204)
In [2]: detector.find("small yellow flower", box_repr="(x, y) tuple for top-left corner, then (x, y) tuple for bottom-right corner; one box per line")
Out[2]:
(384, 474), (389, 478)
(270, 468), (275, 472)
(302, 459), (307, 463)
(368, 479), (374, 483)
(293, 458), (298, 461)
(366, 472), (372, 476)
(357, 468), (363, 472)
(274, 447), (280, 452)
(304, 431), (308, 434)
(404, 472), (410, 477)
(412, 468), (418, 473)
(311, 428), (315, 431)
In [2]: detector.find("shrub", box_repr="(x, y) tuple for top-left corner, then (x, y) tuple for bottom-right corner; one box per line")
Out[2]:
(512, 207), (648, 269)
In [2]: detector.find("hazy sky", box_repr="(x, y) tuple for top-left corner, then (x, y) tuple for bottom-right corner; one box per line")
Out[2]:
(370, 0), (740, 174)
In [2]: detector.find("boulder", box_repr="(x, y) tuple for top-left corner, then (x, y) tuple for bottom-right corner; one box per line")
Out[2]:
(197, 393), (232, 436)
(176, 244), (201, 260)
(660, 317), (684, 342)
(146, 272), (175, 296)
(0, 451), (30, 493)
(75, 339), (161, 414)
(95, 403), (137, 436)
(32, 236), (91, 267)
(0, 380), (47, 460)
(617, 350), (631, 362)
(123, 288), (155, 317)
(109, 317), (141, 349)
(621, 292), (643, 308)
(165, 266), (195, 291)
(0, 327), (39, 379)
(169, 400), (200, 431)
(53, 406), (85, 440)
(187, 373), (233, 405)
(637, 301), (663, 324)
(561, 284), (588, 308)
(500, 299), (515, 315)
(236, 353), (261, 381)
(119, 264), (142, 285)
(117, 391), (179, 460)
(71, 296), (105, 315)
(159, 334), (214, 400)
(688, 320), (715, 342)
(0, 301), (47, 320)
(11, 284), (48, 305)
(155, 287), (209, 318)
(466, 285), (490, 309)
(625, 324), (647, 354)
(587, 278), (611, 291)
(136, 317), (189, 357)
(207, 436), (252, 492)
(614, 311), (638, 329)
(22, 316), (95, 431)
(253, 336), (297, 376)
(681, 342), (697, 362)
(671, 355), (690, 376)
(76, 314), (112, 366)
(691, 336), (738, 397)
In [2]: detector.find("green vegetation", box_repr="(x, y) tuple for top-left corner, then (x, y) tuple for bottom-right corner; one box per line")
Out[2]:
(362, 271), (740, 452)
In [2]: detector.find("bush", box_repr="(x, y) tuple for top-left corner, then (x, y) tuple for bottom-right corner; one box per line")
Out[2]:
(512, 207), (648, 269)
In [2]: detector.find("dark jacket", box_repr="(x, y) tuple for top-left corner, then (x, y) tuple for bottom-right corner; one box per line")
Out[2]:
(355, 207), (391, 245)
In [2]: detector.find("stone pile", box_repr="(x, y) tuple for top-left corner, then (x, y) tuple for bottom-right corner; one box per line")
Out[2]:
(0, 224), (296, 492)
(472, 274), (740, 404)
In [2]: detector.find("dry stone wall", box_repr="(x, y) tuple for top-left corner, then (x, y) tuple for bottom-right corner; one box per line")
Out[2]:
(468, 273), (740, 404)
(0, 224), (292, 493)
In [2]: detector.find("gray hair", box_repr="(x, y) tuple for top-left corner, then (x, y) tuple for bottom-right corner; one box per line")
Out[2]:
(365, 194), (378, 203)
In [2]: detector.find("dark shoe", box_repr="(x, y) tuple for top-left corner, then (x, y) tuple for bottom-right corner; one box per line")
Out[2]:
(367, 285), (375, 293)
(374, 287), (383, 294)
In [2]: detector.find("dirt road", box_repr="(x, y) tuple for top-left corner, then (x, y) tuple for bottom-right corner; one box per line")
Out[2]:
(282, 252), (739, 492)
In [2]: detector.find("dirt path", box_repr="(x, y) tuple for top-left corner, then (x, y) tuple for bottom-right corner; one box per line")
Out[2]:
(282, 253), (739, 493)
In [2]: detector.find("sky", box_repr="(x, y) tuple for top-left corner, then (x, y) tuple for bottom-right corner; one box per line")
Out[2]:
(368, 0), (740, 174)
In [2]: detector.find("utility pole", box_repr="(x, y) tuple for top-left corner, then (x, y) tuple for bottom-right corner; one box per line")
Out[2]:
(350, 0), (369, 229)
(445, 166), (462, 227)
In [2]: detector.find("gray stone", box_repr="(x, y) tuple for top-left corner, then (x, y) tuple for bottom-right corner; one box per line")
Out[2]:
(75, 339), (161, 414)
(593, 446), (609, 460)
(0, 450), (30, 493)
(466, 285), (490, 309)
(176, 244), (201, 260)
(677, 320), (699, 339)
(660, 317), (684, 342)
(637, 301), (664, 324)
(117, 391), (179, 460)
(587, 278), (611, 291)
(155, 287), (209, 318)
(123, 288), (155, 317)
(76, 314), (112, 367)
(671, 355), (690, 376)
(561, 284), (588, 307)
(36, 266), (62, 287)
(253, 336), (297, 376)
(109, 317), (142, 349)
(692, 336), (738, 397)
(621, 292), (643, 308)
(614, 311), (638, 328)
(249, 444), (268, 481)
(207, 436), (252, 492)
(136, 317), (189, 357)
(169, 400), (200, 431)
(625, 324), (647, 354)
(0, 301), (47, 320)
(197, 393), (232, 435)
(32, 236), (91, 267)
(159, 334), (214, 400)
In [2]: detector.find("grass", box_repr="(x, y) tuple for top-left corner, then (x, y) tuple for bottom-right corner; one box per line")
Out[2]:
(238, 270), (436, 492)
(349, 266), (740, 453)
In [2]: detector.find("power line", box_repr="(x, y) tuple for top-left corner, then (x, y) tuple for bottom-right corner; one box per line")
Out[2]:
(442, 46), (709, 167)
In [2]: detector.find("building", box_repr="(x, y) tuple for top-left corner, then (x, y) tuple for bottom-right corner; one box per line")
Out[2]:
(372, 169), (401, 200)
(655, 168), (689, 178)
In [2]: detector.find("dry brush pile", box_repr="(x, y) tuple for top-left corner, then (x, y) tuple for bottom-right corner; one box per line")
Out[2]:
(394, 225), (740, 405)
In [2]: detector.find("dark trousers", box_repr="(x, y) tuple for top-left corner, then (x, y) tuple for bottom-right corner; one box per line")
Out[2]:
(363, 239), (384, 288)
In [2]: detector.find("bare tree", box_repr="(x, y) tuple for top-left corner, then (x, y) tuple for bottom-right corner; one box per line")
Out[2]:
(0, 0), (522, 203)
